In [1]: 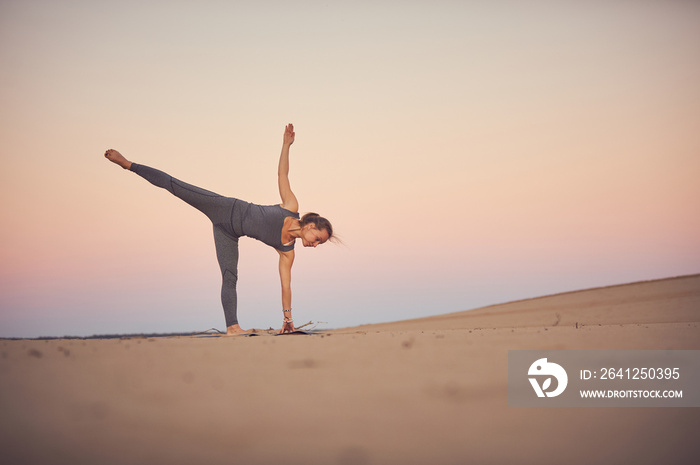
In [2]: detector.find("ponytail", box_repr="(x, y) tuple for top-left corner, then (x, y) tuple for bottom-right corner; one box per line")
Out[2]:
(300, 212), (334, 241)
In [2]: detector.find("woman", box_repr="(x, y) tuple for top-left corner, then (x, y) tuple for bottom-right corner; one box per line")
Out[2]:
(104, 124), (333, 335)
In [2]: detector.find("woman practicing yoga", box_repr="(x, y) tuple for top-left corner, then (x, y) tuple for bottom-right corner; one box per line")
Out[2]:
(104, 124), (333, 335)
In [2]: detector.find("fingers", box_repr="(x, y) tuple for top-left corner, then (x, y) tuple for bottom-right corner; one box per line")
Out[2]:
(280, 321), (295, 333)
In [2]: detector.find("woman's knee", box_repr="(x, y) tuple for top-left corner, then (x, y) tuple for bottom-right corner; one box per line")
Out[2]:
(222, 268), (238, 286)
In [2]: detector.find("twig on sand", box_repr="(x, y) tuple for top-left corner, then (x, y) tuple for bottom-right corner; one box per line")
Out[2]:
(295, 321), (314, 330)
(193, 328), (225, 335)
(295, 321), (328, 331)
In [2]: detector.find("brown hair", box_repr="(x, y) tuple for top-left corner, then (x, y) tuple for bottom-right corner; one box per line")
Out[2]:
(300, 212), (334, 241)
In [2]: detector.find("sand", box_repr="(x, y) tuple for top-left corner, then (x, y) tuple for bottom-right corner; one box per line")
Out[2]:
(1, 274), (698, 465)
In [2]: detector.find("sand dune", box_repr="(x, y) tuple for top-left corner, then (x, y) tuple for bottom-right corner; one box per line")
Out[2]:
(1, 275), (698, 464)
(348, 274), (700, 332)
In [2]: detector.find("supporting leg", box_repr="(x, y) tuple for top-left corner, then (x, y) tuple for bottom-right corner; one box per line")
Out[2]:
(213, 225), (247, 334)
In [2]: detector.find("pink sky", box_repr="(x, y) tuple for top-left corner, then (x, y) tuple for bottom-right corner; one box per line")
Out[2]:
(1, 1), (699, 337)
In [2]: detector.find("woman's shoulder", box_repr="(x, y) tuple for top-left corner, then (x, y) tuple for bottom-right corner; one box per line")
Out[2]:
(278, 204), (300, 217)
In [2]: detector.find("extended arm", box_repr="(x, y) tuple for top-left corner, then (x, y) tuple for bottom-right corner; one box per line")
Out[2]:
(278, 123), (299, 213)
(278, 249), (296, 333)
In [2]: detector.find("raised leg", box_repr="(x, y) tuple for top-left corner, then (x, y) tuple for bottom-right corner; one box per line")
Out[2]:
(105, 149), (132, 170)
(106, 150), (247, 334)
(128, 163), (234, 226)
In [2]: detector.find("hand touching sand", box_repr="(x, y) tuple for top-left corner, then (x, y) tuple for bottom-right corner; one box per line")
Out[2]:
(279, 319), (296, 334)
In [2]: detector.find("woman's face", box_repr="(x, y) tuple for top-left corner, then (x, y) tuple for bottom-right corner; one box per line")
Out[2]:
(301, 224), (329, 248)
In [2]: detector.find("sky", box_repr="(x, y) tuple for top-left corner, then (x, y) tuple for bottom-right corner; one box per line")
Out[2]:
(1, 0), (698, 338)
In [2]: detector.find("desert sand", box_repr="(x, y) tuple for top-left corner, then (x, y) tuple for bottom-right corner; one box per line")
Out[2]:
(1, 274), (698, 464)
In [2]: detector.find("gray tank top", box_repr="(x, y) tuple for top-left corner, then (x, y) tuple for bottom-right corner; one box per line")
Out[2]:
(240, 203), (300, 252)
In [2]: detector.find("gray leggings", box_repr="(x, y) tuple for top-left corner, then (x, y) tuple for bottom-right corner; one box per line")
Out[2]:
(130, 163), (241, 327)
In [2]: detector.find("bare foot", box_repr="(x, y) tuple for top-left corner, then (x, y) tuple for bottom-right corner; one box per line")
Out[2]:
(104, 149), (132, 170)
(225, 324), (251, 336)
